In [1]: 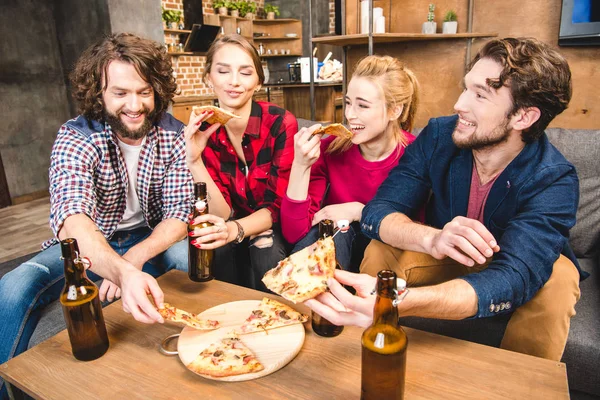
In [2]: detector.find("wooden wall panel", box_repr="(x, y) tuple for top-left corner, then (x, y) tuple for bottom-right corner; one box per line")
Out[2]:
(389, 0), (469, 34)
(471, 0), (600, 129)
(344, 0), (600, 129)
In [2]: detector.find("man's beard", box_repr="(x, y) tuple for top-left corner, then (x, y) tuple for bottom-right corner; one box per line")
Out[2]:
(104, 107), (154, 140)
(452, 117), (511, 151)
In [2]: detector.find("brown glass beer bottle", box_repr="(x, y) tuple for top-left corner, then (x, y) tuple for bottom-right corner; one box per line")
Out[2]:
(311, 219), (344, 337)
(361, 270), (408, 399)
(188, 182), (214, 282)
(59, 238), (109, 361)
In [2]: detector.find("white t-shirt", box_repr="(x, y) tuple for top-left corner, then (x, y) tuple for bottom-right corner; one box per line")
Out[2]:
(116, 137), (147, 231)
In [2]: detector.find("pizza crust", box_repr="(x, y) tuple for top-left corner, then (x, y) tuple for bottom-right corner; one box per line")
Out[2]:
(192, 105), (241, 125)
(315, 123), (353, 139)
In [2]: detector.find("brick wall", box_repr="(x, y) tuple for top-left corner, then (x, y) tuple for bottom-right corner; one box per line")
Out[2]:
(162, 0), (265, 97)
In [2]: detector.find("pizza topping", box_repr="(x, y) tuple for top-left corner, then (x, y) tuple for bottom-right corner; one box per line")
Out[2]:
(157, 303), (220, 330)
(262, 237), (337, 303)
(187, 334), (264, 377)
(236, 298), (308, 335)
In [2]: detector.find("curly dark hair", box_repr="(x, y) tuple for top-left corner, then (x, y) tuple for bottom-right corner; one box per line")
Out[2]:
(469, 37), (572, 143)
(70, 33), (177, 124)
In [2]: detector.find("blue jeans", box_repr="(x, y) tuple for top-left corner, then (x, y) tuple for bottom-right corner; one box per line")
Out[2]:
(291, 222), (366, 273)
(0, 227), (187, 398)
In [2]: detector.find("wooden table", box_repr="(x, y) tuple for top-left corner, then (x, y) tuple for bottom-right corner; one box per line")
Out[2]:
(0, 270), (569, 399)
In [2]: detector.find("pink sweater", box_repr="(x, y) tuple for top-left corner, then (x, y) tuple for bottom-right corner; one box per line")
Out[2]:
(281, 133), (415, 243)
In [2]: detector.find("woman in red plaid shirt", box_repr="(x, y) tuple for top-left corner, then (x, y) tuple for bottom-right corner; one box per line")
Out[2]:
(183, 35), (298, 291)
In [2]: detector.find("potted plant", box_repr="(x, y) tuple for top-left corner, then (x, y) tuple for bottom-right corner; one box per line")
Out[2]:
(443, 10), (458, 34)
(162, 8), (182, 30)
(421, 3), (436, 34)
(227, 1), (240, 17)
(213, 0), (228, 16)
(238, 1), (257, 19)
(264, 3), (280, 20)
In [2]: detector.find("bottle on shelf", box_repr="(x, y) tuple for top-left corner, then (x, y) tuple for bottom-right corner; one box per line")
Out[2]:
(188, 182), (214, 282)
(311, 219), (344, 337)
(361, 270), (408, 400)
(59, 238), (109, 361)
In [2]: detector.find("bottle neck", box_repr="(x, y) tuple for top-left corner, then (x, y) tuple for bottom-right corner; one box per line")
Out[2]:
(372, 271), (400, 326)
(191, 194), (209, 217)
(63, 258), (86, 285)
(372, 294), (399, 326)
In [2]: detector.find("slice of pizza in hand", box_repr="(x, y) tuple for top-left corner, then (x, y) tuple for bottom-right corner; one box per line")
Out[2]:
(262, 236), (337, 303)
(236, 297), (309, 334)
(314, 123), (354, 139)
(186, 332), (264, 377)
(158, 302), (220, 330)
(192, 105), (241, 125)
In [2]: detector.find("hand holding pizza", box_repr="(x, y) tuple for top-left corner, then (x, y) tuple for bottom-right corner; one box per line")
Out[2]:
(118, 266), (165, 324)
(184, 109), (222, 165)
(304, 269), (376, 328)
(292, 124), (323, 170)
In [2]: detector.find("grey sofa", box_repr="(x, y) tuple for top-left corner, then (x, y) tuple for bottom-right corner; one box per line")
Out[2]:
(24, 123), (600, 398)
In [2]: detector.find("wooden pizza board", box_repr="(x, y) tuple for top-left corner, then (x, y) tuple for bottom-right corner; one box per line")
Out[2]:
(177, 300), (306, 382)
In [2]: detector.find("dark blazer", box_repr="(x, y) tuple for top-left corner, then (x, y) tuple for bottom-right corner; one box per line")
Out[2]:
(361, 115), (583, 318)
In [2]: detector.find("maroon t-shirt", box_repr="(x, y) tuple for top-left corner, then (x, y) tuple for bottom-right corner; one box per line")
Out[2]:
(467, 162), (501, 223)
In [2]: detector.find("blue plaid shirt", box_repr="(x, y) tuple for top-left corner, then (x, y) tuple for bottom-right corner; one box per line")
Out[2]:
(43, 113), (192, 249)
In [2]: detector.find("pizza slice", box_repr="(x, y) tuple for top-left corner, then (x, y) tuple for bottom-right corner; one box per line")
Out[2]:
(192, 105), (241, 125)
(262, 236), (337, 303)
(236, 297), (308, 334)
(186, 333), (264, 377)
(314, 123), (353, 139)
(158, 303), (220, 330)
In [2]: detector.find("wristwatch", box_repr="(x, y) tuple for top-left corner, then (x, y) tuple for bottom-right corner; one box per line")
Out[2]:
(231, 220), (245, 244)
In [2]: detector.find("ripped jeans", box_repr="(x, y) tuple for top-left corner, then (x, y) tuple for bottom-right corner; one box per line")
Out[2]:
(0, 227), (187, 399)
(212, 224), (291, 292)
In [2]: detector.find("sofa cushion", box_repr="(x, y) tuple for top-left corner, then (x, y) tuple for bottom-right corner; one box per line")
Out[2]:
(546, 128), (600, 259)
(562, 257), (600, 396)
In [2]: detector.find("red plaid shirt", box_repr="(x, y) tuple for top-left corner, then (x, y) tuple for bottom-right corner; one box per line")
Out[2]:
(43, 113), (192, 249)
(202, 101), (298, 222)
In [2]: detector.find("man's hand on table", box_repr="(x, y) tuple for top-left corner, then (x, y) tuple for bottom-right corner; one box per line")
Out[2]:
(118, 266), (165, 324)
(304, 270), (376, 328)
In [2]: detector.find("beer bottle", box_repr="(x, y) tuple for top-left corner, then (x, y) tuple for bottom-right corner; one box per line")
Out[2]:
(188, 182), (214, 282)
(311, 219), (344, 337)
(361, 270), (408, 400)
(59, 238), (109, 361)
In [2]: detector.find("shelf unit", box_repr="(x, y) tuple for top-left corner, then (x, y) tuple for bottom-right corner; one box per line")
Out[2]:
(306, 0), (498, 121)
(311, 32), (497, 46)
(202, 15), (303, 58)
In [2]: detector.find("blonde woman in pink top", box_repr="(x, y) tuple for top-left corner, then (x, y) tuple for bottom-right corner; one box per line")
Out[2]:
(281, 55), (420, 271)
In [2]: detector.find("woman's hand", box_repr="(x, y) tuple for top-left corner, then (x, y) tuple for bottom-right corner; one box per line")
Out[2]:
(304, 270), (377, 328)
(184, 109), (222, 165)
(189, 214), (232, 250)
(312, 202), (365, 226)
(292, 124), (323, 170)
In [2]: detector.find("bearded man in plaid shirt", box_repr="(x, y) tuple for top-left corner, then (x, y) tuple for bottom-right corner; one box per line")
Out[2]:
(0, 33), (191, 384)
